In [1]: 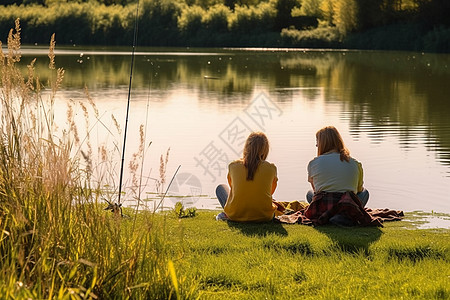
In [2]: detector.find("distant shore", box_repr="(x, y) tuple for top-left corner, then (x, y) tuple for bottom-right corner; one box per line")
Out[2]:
(1, 2), (449, 53)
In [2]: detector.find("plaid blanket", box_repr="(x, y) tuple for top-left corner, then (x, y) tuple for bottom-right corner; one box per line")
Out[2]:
(276, 191), (404, 227)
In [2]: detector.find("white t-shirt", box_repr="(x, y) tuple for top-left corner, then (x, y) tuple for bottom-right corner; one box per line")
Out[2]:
(307, 152), (363, 193)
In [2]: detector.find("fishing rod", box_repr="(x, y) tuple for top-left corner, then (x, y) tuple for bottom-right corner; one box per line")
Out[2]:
(115, 0), (140, 215)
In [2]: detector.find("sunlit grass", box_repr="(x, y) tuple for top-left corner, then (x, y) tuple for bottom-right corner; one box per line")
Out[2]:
(0, 20), (194, 299)
(171, 211), (449, 299)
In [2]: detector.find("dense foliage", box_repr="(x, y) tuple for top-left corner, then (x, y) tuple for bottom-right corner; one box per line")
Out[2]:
(0, 0), (449, 51)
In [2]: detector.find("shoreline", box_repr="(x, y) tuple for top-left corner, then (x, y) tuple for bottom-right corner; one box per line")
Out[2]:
(1, 4), (449, 53)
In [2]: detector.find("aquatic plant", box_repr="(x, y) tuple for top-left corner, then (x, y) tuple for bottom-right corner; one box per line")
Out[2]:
(174, 201), (197, 219)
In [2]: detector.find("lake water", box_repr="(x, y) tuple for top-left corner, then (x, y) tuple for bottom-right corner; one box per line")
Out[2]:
(18, 46), (450, 214)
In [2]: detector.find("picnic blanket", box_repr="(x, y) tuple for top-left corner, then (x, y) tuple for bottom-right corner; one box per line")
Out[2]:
(276, 191), (404, 227)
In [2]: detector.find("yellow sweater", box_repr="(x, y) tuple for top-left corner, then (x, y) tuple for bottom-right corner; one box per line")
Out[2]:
(224, 160), (278, 222)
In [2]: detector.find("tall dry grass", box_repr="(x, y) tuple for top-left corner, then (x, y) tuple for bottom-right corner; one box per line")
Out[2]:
(0, 19), (194, 299)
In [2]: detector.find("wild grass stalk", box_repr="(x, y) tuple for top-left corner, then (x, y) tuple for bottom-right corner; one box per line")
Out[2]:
(0, 20), (193, 298)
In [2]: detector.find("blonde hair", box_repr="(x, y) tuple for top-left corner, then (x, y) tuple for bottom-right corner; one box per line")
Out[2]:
(316, 126), (350, 162)
(243, 132), (270, 180)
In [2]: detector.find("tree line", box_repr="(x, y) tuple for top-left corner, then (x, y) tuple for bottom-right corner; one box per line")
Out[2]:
(0, 0), (449, 52)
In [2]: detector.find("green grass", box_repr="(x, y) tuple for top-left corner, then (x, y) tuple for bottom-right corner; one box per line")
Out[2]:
(165, 210), (450, 299)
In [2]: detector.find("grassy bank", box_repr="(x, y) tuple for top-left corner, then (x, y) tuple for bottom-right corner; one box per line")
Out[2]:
(166, 209), (450, 299)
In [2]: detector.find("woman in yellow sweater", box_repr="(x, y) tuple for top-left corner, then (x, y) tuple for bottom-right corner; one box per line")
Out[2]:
(215, 132), (278, 222)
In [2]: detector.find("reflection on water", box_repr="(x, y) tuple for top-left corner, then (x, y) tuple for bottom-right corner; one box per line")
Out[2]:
(405, 212), (450, 230)
(17, 46), (450, 213)
(416, 216), (450, 230)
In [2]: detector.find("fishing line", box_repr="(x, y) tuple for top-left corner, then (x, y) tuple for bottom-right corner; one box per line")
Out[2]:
(117, 0), (140, 208)
(155, 164), (181, 212)
(133, 72), (153, 220)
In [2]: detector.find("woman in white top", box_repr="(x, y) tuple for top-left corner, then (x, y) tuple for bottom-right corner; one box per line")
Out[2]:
(306, 126), (369, 206)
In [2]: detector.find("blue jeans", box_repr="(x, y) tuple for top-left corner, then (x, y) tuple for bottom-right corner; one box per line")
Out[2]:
(216, 184), (229, 208)
(306, 188), (369, 207)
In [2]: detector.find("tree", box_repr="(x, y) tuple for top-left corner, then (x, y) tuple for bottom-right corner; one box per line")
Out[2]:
(273, 0), (300, 30)
(415, 0), (450, 27)
(333, 0), (358, 34)
(139, 0), (181, 46)
(294, 0), (322, 17)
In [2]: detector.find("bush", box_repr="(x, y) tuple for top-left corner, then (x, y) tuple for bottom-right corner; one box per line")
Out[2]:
(422, 26), (450, 53)
(281, 26), (342, 48)
(343, 23), (426, 51)
(91, 4), (132, 45)
(203, 4), (230, 33)
(139, 0), (181, 46)
(229, 3), (277, 34)
(178, 4), (234, 46)
(0, 2), (133, 46)
(178, 5), (204, 35)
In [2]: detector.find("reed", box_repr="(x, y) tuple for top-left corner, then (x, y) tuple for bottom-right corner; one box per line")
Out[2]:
(0, 20), (195, 298)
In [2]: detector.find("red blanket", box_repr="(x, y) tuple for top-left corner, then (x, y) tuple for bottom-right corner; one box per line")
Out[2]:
(276, 191), (404, 227)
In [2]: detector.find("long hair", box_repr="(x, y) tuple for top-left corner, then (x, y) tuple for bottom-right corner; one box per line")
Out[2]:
(243, 132), (270, 180)
(316, 126), (350, 162)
